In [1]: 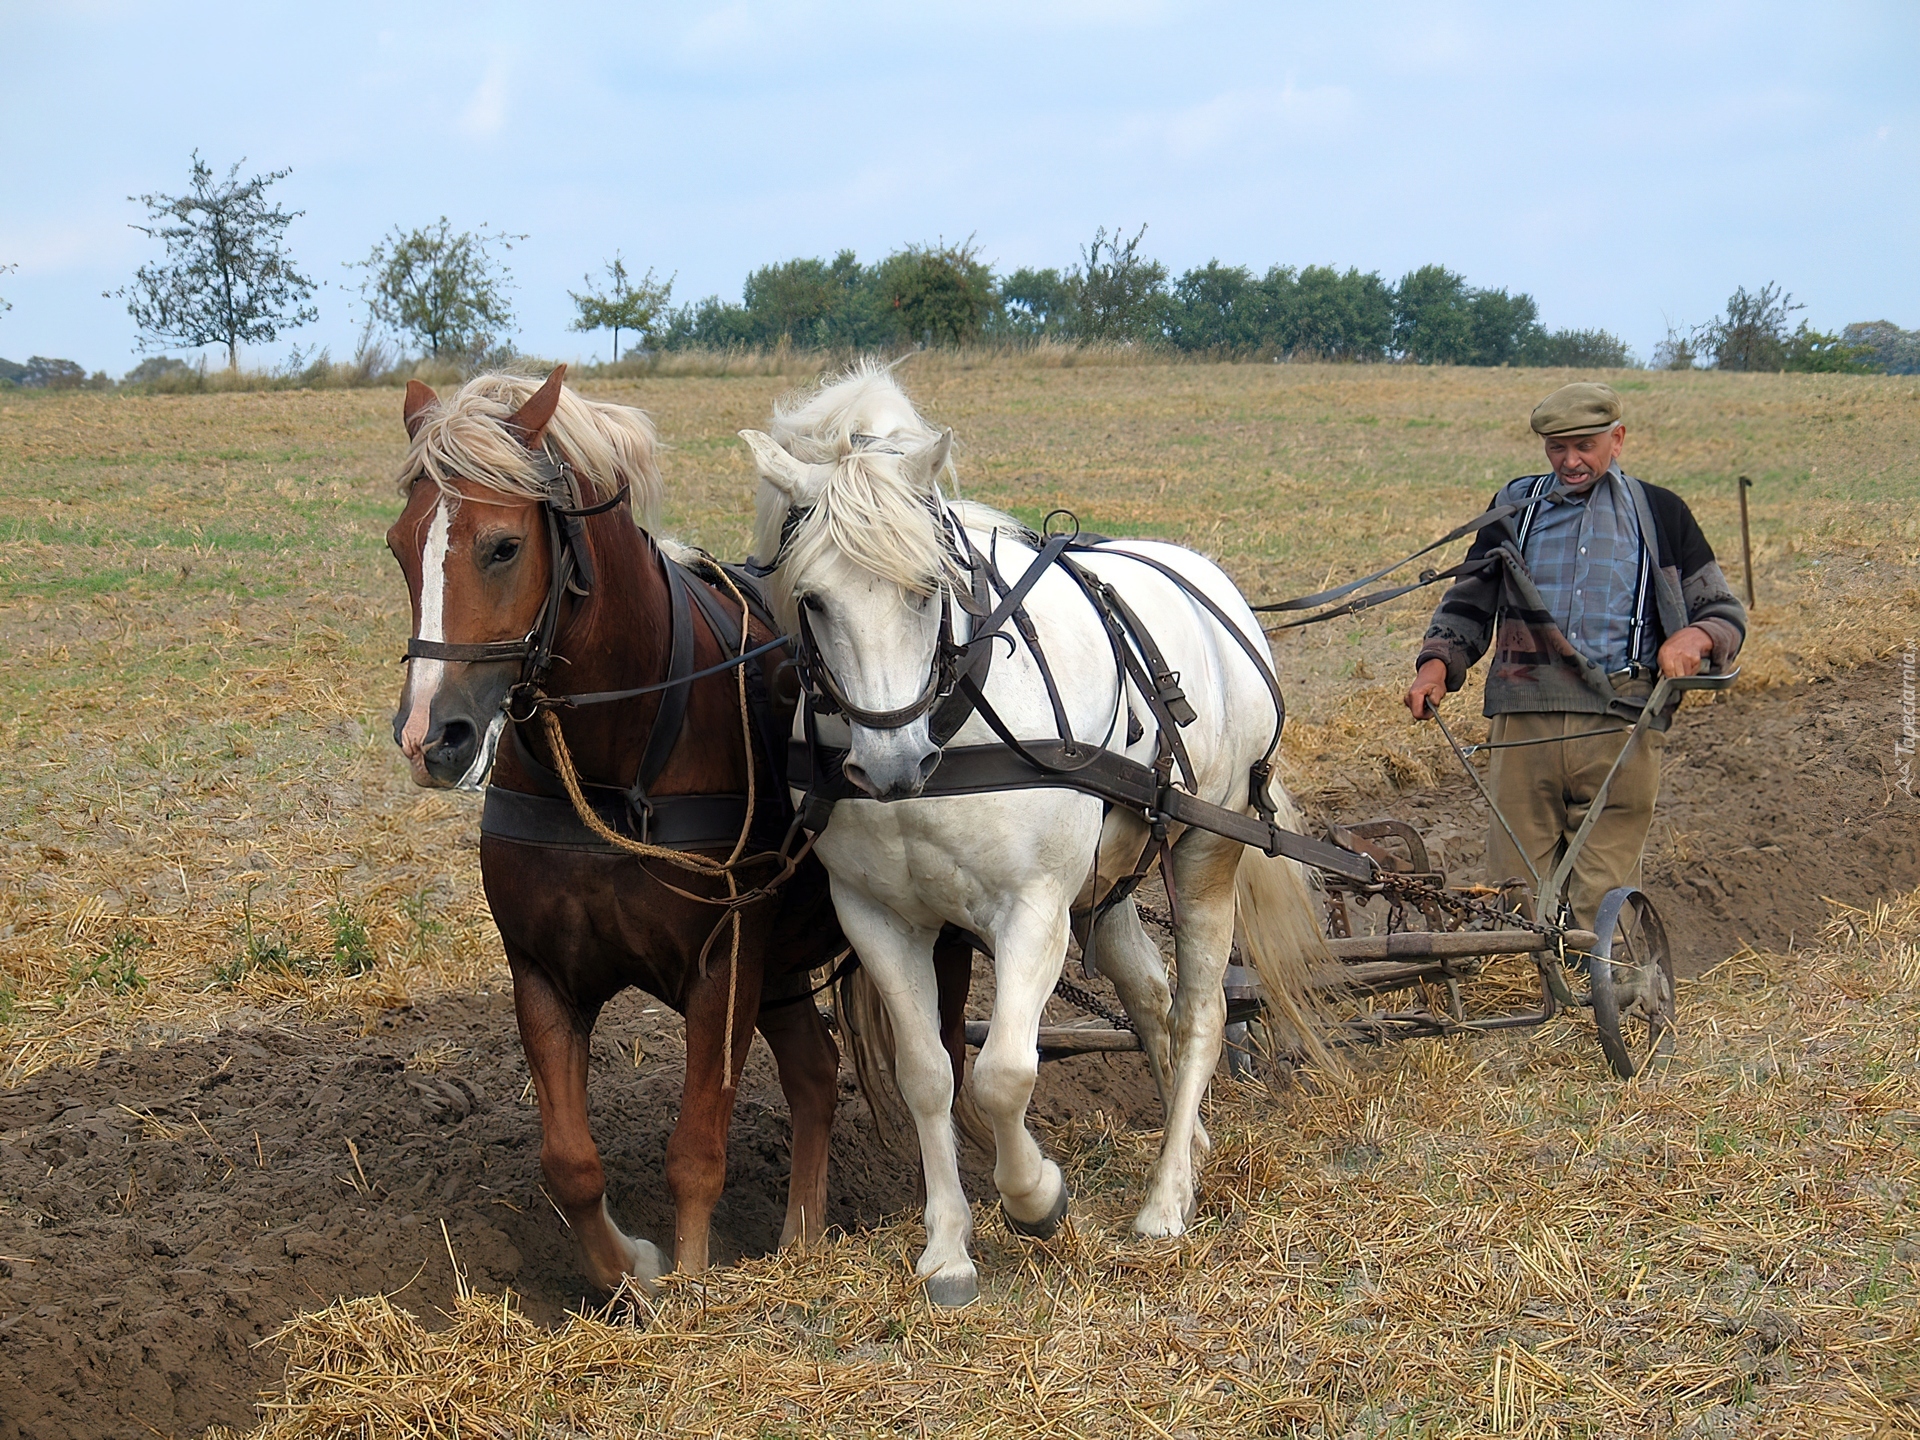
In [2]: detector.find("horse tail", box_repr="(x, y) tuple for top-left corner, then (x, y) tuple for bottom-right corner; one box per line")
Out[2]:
(1232, 798), (1348, 1084)
(835, 961), (992, 1153)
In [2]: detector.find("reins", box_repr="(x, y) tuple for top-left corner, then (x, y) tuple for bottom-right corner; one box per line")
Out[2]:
(1252, 499), (1527, 631)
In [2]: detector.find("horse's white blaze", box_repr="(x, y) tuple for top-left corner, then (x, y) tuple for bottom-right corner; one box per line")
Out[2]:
(401, 498), (451, 757)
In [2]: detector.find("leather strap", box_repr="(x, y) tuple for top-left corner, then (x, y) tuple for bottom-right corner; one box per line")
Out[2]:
(482, 785), (750, 852)
(627, 556), (696, 820)
(788, 737), (1377, 883)
(1251, 499), (1528, 613)
(405, 637), (531, 664)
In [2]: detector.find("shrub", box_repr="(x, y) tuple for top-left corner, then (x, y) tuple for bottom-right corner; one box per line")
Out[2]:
(123, 355), (196, 386)
(19, 356), (87, 389)
(1521, 327), (1636, 368)
(1838, 320), (1916, 374)
(1783, 325), (1878, 373)
(993, 267), (1075, 339)
(874, 240), (996, 346)
(1073, 225), (1169, 343)
(1274, 265), (1395, 361)
(1167, 262), (1261, 352)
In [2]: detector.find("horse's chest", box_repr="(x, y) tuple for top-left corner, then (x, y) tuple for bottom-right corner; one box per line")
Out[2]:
(817, 793), (1100, 929)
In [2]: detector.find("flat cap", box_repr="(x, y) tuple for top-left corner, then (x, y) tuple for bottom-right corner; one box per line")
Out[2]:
(1530, 382), (1622, 437)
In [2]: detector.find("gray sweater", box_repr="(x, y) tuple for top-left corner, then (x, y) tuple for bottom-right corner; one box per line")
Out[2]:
(1416, 472), (1747, 727)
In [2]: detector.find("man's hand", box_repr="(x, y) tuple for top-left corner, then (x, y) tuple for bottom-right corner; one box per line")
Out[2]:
(1657, 625), (1715, 679)
(1405, 658), (1450, 719)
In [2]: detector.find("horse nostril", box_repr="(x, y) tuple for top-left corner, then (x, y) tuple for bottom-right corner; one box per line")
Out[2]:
(431, 718), (476, 763)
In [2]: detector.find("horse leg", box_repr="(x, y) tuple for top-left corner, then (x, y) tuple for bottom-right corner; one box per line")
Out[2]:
(510, 954), (665, 1291)
(1083, 896), (1176, 1118)
(1134, 829), (1241, 1238)
(667, 932), (766, 1274)
(756, 990), (838, 1251)
(833, 891), (975, 1305)
(971, 900), (1072, 1240)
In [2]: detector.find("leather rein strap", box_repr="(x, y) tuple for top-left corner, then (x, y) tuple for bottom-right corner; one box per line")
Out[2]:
(789, 735), (1376, 884)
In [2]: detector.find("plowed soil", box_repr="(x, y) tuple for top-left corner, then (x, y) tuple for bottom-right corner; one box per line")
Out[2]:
(2, 660), (1915, 1439)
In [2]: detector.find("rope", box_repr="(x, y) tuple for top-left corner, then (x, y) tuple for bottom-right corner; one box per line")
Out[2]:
(535, 564), (768, 1092)
(710, 566), (759, 1090)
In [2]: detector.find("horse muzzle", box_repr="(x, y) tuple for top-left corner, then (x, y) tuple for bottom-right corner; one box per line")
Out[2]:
(394, 661), (515, 790)
(843, 726), (942, 802)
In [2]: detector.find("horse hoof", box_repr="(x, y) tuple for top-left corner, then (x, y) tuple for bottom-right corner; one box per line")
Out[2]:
(1002, 1183), (1070, 1241)
(923, 1270), (980, 1309)
(626, 1238), (667, 1290)
(1132, 1193), (1192, 1239)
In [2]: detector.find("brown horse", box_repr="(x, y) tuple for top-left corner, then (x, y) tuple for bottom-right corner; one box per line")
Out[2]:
(385, 367), (967, 1289)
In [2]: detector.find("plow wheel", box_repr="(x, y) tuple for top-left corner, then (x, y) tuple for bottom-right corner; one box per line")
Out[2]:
(1586, 887), (1676, 1078)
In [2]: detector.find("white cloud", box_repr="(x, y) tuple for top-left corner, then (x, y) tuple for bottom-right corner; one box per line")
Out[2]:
(1155, 83), (1355, 160)
(459, 53), (511, 138)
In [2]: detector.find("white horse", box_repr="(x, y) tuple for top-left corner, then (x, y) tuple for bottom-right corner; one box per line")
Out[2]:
(739, 365), (1331, 1307)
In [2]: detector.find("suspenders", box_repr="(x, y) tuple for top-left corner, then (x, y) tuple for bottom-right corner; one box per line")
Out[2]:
(1512, 472), (1653, 666)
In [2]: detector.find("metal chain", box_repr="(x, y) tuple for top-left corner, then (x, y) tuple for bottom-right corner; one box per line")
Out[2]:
(1052, 976), (1135, 1034)
(1367, 871), (1558, 936)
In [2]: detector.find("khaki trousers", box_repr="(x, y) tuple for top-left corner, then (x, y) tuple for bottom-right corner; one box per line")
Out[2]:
(1483, 712), (1664, 932)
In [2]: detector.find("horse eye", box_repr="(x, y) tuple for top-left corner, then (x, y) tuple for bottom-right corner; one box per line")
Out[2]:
(489, 537), (521, 565)
(800, 593), (826, 614)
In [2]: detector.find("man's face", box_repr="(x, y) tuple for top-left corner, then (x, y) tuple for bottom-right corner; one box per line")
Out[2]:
(1543, 425), (1625, 489)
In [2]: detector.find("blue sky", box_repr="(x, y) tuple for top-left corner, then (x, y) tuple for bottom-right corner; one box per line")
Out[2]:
(3, 1), (1914, 372)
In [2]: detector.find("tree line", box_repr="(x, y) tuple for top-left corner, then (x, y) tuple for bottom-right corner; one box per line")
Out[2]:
(3, 153), (1915, 387)
(652, 226), (1636, 368)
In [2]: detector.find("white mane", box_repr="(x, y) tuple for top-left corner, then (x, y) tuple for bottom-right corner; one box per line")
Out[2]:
(769, 358), (942, 462)
(750, 363), (1021, 625)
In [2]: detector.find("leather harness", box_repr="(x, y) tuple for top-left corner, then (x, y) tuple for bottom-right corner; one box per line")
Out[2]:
(778, 506), (1378, 889)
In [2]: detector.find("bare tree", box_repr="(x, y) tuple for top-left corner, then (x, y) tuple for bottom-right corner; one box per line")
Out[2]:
(355, 219), (524, 362)
(1073, 224), (1169, 342)
(1697, 282), (1803, 371)
(111, 153), (317, 369)
(569, 254), (672, 361)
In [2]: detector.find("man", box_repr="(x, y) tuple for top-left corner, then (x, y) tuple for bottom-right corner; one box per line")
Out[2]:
(1403, 381), (1747, 929)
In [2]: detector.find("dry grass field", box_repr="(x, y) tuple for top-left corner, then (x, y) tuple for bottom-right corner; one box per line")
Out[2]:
(2, 357), (1917, 1436)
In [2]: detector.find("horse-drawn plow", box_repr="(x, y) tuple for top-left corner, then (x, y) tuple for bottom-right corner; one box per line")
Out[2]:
(982, 667), (1737, 1082)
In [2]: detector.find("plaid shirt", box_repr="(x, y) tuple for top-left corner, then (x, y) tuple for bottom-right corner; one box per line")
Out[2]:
(1507, 466), (1650, 671)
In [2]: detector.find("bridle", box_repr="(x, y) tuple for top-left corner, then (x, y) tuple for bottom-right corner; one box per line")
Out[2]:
(784, 492), (1088, 745)
(401, 450), (630, 711)
(793, 582), (970, 732)
(777, 468), (1001, 737)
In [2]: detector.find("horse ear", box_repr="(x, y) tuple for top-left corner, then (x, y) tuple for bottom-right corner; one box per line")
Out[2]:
(907, 428), (953, 486)
(402, 380), (438, 439)
(739, 430), (817, 500)
(504, 365), (568, 448)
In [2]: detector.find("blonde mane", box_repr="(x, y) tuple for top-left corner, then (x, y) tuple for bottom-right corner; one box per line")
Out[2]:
(399, 371), (664, 530)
